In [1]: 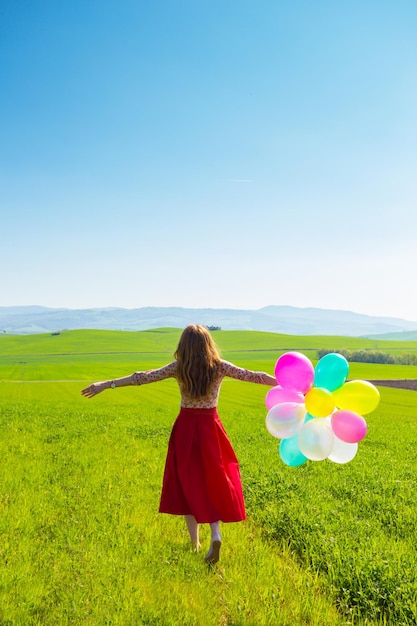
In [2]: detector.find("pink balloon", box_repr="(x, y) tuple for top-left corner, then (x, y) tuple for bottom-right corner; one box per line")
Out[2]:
(274, 352), (314, 394)
(265, 386), (305, 410)
(331, 410), (368, 443)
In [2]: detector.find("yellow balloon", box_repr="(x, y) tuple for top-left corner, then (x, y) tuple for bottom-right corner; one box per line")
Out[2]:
(304, 387), (335, 418)
(332, 380), (380, 415)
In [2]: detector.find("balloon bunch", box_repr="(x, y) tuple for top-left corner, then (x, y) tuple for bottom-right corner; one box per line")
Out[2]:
(265, 352), (380, 466)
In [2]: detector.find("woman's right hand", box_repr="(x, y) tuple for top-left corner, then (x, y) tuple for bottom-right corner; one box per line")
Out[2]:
(81, 382), (107, 398)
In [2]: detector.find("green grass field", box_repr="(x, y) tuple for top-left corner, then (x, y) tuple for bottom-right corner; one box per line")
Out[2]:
(0, 329), (416, 625)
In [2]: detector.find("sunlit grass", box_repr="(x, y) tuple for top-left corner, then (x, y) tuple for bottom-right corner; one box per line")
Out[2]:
(0, 394), (340, 625)
(0, 330), (416, 624)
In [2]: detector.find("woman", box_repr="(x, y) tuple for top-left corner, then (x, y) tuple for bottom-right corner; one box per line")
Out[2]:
(82, 324), (276, 564)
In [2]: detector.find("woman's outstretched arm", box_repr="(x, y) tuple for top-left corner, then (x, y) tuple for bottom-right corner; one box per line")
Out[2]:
(81, 373), (137, 398)
(221, 361), (277, 386)
(81, 361), (177, 399)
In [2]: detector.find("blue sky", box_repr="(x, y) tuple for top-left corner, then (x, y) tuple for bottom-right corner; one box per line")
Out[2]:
(1, 1), (417, 320)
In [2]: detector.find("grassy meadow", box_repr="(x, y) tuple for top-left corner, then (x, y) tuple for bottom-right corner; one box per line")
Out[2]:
(0, 329), (416, 625)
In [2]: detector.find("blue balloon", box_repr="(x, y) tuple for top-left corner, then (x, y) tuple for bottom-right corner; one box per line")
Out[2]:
(279, 435), (308, 467)
(314, 353), (349, 391)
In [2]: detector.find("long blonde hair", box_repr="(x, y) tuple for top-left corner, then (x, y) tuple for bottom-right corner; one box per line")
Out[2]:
(175, 325), (221, 398)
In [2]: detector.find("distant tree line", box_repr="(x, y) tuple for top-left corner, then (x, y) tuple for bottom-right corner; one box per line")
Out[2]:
(207, 326), (221, 331)
(316, 348), (417, 366)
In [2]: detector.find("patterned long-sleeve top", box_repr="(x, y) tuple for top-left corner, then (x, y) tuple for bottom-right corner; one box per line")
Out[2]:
(132, 360), (273, 408)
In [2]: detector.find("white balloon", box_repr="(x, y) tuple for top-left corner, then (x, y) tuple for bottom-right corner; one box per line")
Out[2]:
(328, 436), (358, 464)
(266, 402), (307, 440)
(298, 419), (334, 461)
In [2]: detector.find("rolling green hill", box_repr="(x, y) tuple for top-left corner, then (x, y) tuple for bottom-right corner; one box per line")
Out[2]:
(366, 329), (417, 341)
(1, 328), (417, 357)
(1, 329), (417, 385)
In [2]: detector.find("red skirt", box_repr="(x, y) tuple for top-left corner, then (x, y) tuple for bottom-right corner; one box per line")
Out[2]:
(159, 407), (246, 524)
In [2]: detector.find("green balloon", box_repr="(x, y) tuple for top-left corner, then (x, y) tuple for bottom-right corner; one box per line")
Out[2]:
(314, 353), (349, 391)
(279, 435), (308, 467)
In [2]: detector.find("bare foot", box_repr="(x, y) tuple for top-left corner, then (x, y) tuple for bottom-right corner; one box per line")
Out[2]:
(192, 541), (201, 552)
(205, 539), (221, 564)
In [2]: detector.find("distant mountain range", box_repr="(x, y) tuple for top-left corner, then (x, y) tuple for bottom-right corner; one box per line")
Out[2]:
(1, 305), (417, 338)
